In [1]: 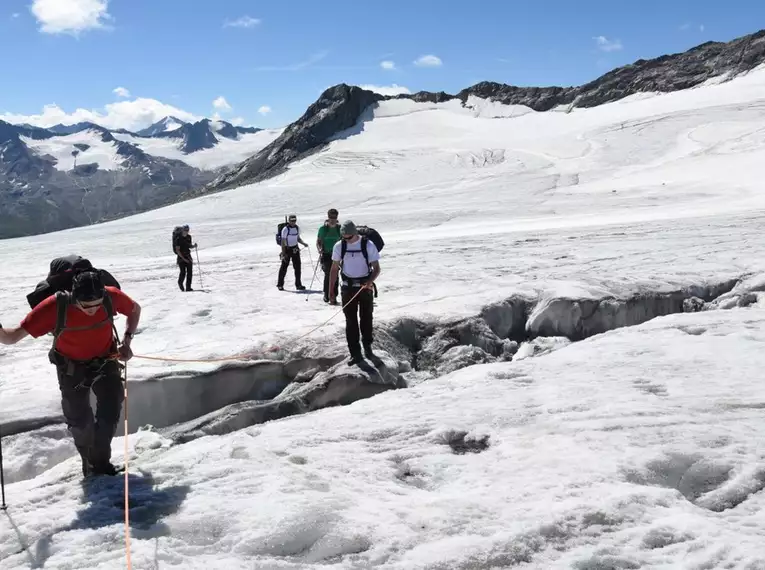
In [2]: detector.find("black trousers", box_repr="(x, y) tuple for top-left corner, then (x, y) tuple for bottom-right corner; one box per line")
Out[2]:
(278, 247), (302, 287)
(342, 286), (374, 355)
(321, 252), (338, 300)
(177, 258), (193, 290)
(55, 357), (124, 471)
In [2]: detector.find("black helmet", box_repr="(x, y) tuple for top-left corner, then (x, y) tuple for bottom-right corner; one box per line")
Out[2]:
(72, 270), (105, 302)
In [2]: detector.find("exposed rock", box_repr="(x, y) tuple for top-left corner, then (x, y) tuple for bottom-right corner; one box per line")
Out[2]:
(211, 84), (384, 189)
(209, 30), (765, 191)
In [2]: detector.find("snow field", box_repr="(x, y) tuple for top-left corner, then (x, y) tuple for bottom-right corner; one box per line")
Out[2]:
(2, 65), (765, 569)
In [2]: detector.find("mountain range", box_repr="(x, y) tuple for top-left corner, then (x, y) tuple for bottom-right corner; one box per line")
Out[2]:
(1, 28), (764, 239)
(0, 117), (278, 238)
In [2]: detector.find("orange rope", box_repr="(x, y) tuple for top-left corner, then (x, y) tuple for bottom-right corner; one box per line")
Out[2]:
(131, 287), (367, 364)
(123, 362), (132, 569)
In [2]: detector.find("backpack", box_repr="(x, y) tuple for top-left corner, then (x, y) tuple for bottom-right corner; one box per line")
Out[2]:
(356, 226), (384, 252)
(276, 217), (299, 246)
(26, 255), (121, 309)
(25, 257), (121, 356)
(172, 226), (184, 254)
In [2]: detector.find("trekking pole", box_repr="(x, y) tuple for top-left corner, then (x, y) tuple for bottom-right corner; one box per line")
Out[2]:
(0, 427), (7, 511)
(306, 255), (321, 302)
(194, 246), (205, 291)
(305, 248), (318, 300)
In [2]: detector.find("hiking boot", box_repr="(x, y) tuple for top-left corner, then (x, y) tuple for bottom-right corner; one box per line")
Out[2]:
(347, 355), (364, 366)
(186, 287), (194, 292)
(178, 283), (184, 292)
(347, 349), (364, 366)
(323, 295), (329, 303)
(277, 285), (284, 291)
(91, 461), (120, 476)
(363, 344), (375, 359)
(296, 285), (306, 291)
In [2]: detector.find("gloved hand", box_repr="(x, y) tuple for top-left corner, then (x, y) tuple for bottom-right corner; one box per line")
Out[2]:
(193, 243), (198, 249)
(118, 342), (133, 362)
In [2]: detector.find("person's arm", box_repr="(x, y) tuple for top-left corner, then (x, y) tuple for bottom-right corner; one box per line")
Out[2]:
(316, 227), (325, 252)
(0, 325), (29, 345)
(367, 261), (381, 285)
(281, 227), (289, 258)
(329, 261), (340, 302)
(1, 298), (55, 344)
(112, 290), (142, 361)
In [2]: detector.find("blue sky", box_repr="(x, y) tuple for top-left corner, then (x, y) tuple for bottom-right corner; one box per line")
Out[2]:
(0, 0), (762, 130)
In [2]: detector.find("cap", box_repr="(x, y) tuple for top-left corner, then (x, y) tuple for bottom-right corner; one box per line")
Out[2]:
(340, 220), (357, 236)
(72, 270), (105, 302)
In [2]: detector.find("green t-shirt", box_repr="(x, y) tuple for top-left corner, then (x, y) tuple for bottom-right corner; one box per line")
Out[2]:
(317, 223), (342, 253)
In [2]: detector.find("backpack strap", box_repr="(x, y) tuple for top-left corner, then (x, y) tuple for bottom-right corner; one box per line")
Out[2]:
(361, 236), (369, 266)
(52, 291), (70, 347)
(51, 290), (118, 353)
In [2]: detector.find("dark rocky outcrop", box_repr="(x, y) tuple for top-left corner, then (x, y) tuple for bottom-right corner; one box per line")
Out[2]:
(211, 85), (384, 189)
(211, 29), (765, 191)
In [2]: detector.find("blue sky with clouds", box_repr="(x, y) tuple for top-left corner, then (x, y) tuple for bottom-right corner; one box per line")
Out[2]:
(0, 0), (762, 130)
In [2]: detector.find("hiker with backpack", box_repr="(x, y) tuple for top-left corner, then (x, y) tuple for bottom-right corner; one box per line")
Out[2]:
(329, 220), (382, 365)
(316, 208), (342, 303)
(0, 266), (141, 478)
(277, 214), (308, 291)
(173, 224), (197, 292)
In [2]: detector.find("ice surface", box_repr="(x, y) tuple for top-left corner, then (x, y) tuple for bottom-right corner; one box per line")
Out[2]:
(2, 67), (765, 569)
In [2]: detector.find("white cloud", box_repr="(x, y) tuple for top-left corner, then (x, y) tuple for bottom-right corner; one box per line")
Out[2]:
(31, 0), (111, 35)
(213, 96), (232, 111)
(223, 15), (261, 29)
(413, 54), (443, 67)
(358, 84), (411, 96)
(593, 36), (623, 52)
(0, 98), (200, 132)
(380, 60), (396, 70)
(231, 117), (245, 126)
(700, 24), (705, 32)
(11, 13), (20, 18)
(258, 106), (272, 116)
(113, 86), (130, 98)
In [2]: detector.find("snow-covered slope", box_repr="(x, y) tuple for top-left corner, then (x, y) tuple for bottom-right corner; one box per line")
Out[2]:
(3, 66), (765, 568)
(20, 129), (123, 171)
(111, 128), (282, 169)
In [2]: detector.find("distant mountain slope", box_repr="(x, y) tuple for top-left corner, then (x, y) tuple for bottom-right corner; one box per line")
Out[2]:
(210, 29), (765, 191)
(0, 117), (277, 239)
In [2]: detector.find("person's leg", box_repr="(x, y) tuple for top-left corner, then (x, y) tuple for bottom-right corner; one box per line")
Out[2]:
(185, 260), (194, 291)
(322, 255), (332, 302)
(342, 287), (362, 362)
(359, 289), (375, 355)
(177, 260), (186, 291)
(56, 365), (96, 476)
(89, 361), (125, 473)
(277, 252), (290, 289)
(293, 249), (303, 289)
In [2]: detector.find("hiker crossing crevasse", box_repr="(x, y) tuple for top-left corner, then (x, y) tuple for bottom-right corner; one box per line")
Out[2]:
(0, 262), (142, 479)
(329, 220), (383, 365)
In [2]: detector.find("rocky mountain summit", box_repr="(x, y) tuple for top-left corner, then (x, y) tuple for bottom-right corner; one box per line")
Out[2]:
(211, 29), (765, 191)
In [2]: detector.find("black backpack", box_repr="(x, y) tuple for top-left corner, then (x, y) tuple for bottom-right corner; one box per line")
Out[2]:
(356, 226), (384, 252)
(276, 217), (299, 246)
(172, 226), (184, 254)
(26, 256), (121, 354)
(27, 255), (121, 309)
